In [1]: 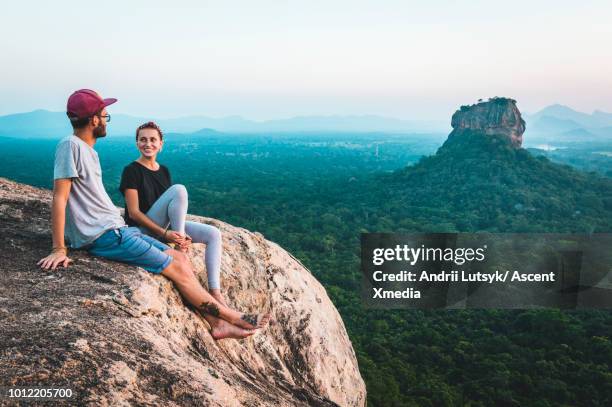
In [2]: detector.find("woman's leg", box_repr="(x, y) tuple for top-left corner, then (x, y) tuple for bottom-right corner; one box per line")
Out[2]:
(147, 187), (225, 303)
(145, 184), (188, 234)
(185, 221), (224, 303)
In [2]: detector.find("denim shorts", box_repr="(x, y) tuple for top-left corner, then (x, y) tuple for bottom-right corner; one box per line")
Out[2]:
(88, 226), (173, 274)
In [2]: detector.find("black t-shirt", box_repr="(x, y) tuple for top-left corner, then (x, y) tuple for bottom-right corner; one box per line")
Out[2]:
(119, 161), (172, 226)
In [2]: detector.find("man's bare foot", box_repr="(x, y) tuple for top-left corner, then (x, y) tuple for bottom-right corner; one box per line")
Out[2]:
(210, 289), (228, 307)
(209, 319), (256, 340)
(232, 311), (272, 330)
(198, 301), (272, 331)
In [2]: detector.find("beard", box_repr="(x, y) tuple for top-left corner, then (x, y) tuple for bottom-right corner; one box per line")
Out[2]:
(93, 123), (107, 139)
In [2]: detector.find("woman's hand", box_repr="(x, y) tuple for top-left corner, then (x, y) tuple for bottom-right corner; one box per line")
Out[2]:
(165, 230), (192, 251)
(178, 234), (192, 251)
(164, 230), (183, 244)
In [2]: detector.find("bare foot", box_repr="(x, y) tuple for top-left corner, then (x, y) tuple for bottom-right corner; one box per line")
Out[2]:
(209, 319), (256, 340)
(233, 311), (272, 330)
(198, 301), (272, 331)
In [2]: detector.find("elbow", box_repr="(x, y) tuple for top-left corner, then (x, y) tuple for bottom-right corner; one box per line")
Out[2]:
(129, 209), (149, 225)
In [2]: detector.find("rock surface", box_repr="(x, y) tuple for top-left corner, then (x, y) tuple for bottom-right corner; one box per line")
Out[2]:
(450, 97), (526, 148)
(0, 177), (366, 406)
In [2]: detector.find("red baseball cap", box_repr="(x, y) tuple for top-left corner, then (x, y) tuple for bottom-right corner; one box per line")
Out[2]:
(66, 89), (117, 119)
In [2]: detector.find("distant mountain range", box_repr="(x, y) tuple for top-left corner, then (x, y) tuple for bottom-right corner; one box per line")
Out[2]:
(0, 110), (448, 139)
(1, 104), (611, 141)
(523, 104), (612, 142)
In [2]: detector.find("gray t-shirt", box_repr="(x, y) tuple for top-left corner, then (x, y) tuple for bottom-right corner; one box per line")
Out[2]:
(54, 135), (125, 248)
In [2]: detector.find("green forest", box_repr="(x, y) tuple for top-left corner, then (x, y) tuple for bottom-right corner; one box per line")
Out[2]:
(1, 131), (611, 406)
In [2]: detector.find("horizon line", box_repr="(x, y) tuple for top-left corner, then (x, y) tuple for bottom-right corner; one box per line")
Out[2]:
(1, 102), (611, 122)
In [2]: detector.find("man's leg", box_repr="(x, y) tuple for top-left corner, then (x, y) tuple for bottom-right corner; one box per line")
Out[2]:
(161, 250), (257, 339)
(160, 249), (271, 332)
(89, 228), (270, 334)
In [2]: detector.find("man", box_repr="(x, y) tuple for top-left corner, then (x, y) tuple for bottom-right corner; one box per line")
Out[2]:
(38, 89), (270, 339)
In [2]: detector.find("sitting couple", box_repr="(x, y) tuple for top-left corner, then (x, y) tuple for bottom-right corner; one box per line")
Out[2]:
(38, 89), (270, 340)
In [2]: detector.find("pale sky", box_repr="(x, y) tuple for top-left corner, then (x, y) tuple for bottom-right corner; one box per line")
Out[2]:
(1, 0), (611, 120)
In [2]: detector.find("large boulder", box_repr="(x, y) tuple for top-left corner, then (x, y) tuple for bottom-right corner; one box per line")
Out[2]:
(0, 177), (366, 406)
(450, 97), (526, 148)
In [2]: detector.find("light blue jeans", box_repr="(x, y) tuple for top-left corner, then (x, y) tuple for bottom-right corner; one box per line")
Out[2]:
(143, 184), (223, 289)
(89, 226), (172, 274)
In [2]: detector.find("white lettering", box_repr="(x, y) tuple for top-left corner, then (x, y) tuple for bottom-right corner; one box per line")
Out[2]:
(372, 287), (421, 299)
(511, 271), (555, 282)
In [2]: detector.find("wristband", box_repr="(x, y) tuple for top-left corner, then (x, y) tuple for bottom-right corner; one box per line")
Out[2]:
(52, 246), (68, 254)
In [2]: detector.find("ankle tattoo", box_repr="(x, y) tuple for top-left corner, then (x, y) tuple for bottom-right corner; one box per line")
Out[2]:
(241, 313), (258, 326)
(200, 301), (220, 317)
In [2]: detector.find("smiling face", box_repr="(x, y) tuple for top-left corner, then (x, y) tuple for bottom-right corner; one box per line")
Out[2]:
(136, 128), (163, 159)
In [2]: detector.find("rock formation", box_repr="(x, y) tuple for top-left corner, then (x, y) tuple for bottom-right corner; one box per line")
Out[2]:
(0, 178), (366, 406)
(449, 97), (526, 148)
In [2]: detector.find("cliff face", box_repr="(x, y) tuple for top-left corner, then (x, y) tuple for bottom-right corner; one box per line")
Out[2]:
(0, 178), (366, 406)
(449, 97), (526, 148)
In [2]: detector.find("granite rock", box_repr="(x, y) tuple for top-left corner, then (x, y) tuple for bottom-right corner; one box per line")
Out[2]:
(450, 97), (526, 148)
(0, 177), (366, 406)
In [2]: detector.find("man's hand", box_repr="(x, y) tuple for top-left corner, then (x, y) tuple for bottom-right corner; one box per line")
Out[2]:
(43, 178), (72, 271)
(38, 250), (72, 270)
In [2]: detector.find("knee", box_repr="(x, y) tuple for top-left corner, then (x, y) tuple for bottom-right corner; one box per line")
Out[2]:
(174, 261), (194, 284)
(170, 184), (188, 202)
(172, 250), (188, 263)
(165, 251), (194, 283)
(200, 225), (222, 246)
(211, 226), (222, 243)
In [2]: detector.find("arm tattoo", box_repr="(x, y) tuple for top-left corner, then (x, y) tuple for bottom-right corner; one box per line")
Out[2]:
(241, 313), (258, 327)
(200, 301), (220, 317)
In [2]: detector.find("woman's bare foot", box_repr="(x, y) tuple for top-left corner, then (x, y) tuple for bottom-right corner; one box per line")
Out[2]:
(232, 311), (272, 330)
(209, 319), (256, 340)
(210, 289), (228, 307)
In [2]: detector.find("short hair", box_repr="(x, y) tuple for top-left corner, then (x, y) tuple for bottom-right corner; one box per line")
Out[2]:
(66, 108), (102, 130)
(136, 121), (163, 140)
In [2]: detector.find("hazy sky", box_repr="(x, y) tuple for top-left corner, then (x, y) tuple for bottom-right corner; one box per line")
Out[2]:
(1, 0), (611, 120)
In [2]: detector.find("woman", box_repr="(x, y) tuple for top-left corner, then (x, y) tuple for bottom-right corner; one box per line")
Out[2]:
(119, 121), (227, 306)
